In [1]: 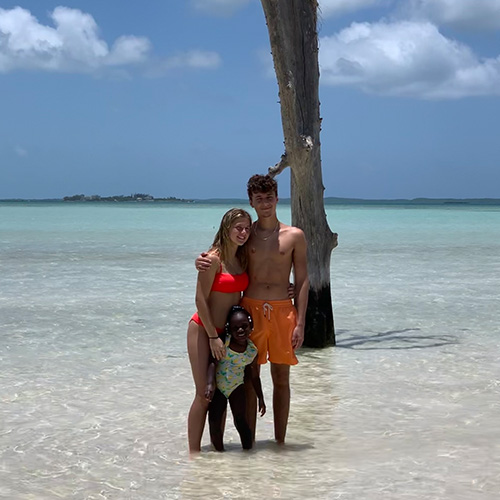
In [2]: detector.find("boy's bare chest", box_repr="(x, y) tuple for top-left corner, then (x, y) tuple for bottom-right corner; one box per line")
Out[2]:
(248, 235), (293, 263)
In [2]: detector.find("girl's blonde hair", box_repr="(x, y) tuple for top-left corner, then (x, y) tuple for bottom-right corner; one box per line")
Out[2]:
(210, 208), (252, 270)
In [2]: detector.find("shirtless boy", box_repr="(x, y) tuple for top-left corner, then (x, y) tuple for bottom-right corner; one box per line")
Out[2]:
(197, 174), (309, 443)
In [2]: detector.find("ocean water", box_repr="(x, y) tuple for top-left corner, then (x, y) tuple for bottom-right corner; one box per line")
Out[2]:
(1, 201), (499, 500)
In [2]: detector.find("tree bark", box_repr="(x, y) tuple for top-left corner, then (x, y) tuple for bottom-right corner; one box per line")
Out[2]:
(261, 0), (337, 347)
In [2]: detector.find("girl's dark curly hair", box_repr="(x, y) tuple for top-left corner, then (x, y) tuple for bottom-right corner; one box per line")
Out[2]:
(224, 305), (253, 336)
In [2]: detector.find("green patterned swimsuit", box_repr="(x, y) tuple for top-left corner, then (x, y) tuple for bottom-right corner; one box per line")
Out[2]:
(215, 338), (257, 398)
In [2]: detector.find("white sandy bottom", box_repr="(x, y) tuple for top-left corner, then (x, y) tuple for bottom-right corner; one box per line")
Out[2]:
(2, 326), (499, 500)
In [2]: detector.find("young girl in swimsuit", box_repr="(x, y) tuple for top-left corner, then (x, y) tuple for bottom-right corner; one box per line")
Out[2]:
(187, 208), (252, 455)
(205, 306), (266, 451)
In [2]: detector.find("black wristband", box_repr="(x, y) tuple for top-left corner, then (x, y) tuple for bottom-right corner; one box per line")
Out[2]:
(208, 336), (219, 340)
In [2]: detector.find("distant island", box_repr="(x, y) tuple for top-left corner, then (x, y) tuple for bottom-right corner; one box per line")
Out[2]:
(62, 193), (194, 203)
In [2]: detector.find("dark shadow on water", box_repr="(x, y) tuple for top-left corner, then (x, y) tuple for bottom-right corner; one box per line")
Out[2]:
(335, 328), (458, 350)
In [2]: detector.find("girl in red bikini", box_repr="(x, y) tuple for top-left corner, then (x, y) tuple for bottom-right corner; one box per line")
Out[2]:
(187, 208), (252, 454)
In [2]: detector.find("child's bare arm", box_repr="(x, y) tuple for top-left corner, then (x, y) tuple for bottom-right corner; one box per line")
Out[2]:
(205, 358), (216, 401)
(246, 359), (266, 416)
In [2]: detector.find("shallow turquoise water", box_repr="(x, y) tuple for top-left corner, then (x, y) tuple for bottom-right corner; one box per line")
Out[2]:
(1, 202), (499, 499)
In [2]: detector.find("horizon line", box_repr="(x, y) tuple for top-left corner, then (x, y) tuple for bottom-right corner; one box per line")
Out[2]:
(1, 196), (500, 204)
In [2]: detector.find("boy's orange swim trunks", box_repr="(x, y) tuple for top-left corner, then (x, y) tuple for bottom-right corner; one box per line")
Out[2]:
(239, 297), (298, 365)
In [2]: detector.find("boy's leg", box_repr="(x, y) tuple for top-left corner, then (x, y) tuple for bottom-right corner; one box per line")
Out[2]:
(270, 363), (290, 444)
(267, 302), (296, 444)
(208, 389), (227, 451)
(229, 384), (253, 450)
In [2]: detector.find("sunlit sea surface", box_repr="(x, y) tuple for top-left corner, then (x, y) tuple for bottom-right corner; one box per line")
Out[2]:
(1, 201), (499, 500)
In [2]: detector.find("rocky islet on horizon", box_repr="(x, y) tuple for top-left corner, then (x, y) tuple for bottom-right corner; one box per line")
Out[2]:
(62, 193), (193, 203)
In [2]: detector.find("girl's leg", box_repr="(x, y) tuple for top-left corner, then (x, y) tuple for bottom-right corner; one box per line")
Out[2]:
(229, 384), (253, 450)
(187, 321), (211, 454)
(208, 389), (227, 451)
(244, 365), (260, 442)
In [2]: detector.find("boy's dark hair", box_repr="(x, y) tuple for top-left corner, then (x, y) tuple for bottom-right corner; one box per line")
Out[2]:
(224, 305), (253, 336)
(247, 174), (278, 200)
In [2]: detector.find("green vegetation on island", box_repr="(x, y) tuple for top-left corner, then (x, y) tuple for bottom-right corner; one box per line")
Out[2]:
(62, 193), (193, 203)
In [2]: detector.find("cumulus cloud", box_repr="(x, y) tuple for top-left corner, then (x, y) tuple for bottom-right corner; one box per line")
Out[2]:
(319, 20), (500, 99)
(0, 6), (224, 76)
(191, 0), (252, 16)
(404, 0), (500, 31)
(319, 0), (390, 18)
(0, 6), (151, 73)
(191, 0), (390, 18)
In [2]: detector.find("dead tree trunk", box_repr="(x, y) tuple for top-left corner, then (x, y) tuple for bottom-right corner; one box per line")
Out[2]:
(261, 0), (337, 347)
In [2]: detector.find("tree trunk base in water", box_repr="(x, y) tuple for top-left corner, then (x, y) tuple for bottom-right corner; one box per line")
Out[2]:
(304, 286), (335, 348)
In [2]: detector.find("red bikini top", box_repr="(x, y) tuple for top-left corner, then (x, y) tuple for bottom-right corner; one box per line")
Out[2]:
(211, 267), (249, 293)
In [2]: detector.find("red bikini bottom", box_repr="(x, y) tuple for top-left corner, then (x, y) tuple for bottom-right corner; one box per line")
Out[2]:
(190, 312), (224, 334)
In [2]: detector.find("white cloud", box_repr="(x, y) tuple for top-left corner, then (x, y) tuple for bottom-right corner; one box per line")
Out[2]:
(191, 0), (388, 17)
(145, 50), (222, 78)
(319, 0), (390, 18)
(319, 20), (500, 99)
(107, 36), (152, 66)
(0, 7), (224, 76)
(15, 146), (27, 157)
(166, 50), (222, 70)
(192, 0), (252, 16)
(404, 0), (500, 31)
(0, 6), (151, 73)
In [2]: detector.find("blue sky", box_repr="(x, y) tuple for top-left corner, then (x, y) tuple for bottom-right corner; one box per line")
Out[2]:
(1, 0), (500, 200)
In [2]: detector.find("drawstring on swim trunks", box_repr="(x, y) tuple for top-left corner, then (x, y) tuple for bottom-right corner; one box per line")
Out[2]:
(262, 302), (273, 321)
